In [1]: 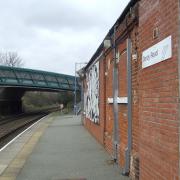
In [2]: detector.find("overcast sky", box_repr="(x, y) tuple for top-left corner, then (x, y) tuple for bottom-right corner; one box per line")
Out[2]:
(0, 0), (129, 75)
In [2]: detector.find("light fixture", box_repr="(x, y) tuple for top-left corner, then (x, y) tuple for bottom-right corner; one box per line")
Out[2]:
(103, 36), (112, 49)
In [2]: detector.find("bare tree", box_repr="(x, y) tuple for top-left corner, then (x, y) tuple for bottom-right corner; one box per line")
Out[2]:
(0, 52), (24, 67)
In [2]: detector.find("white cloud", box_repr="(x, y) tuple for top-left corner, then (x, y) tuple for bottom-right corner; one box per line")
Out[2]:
(0, 0), (130, 75)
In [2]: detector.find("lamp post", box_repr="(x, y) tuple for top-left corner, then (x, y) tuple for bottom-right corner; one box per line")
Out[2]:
(74, 63), (77, 115)
(74, 62), (87, 115)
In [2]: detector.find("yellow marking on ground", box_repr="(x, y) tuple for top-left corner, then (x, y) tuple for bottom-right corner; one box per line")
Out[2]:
(0, 116), (55, 179)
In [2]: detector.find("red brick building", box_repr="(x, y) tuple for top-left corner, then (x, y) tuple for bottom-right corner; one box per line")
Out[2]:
(80, 0), (180, 179)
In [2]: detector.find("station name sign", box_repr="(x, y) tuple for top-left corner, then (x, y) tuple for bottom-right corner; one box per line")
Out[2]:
(142, 36), (172, 69)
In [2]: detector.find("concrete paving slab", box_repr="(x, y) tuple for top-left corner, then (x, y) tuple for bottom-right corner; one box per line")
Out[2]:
(0, 165), (7, 175)
(0, 114), (54, 178)
(15, 115), (129, 180)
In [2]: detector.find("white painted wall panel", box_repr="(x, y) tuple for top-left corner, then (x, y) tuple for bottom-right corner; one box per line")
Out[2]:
(84, 62), (99, 123)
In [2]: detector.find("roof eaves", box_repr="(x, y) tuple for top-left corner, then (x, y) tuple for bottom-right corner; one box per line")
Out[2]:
(85, 0), (138, 70)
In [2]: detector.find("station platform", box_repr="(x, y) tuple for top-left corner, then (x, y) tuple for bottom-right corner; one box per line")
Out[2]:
(0, 113), (128, 180)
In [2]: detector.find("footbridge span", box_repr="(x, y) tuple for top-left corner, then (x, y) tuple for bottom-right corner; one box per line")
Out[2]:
(0, 66), (80, 114)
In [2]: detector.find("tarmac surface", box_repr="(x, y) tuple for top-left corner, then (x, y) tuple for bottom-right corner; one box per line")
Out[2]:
(0, 113), (129, 180)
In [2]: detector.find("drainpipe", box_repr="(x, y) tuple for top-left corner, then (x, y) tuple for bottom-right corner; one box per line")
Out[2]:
(103, 53), (107, 145)
(112, 25), (119, 163)
(123, 38), (132, 175)
(80, 79), (84, 122)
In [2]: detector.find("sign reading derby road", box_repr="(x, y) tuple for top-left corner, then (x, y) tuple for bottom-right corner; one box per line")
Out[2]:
(142, 36), (172, 69)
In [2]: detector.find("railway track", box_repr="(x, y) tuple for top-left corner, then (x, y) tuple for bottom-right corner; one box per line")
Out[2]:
(0, 108), (58, 149)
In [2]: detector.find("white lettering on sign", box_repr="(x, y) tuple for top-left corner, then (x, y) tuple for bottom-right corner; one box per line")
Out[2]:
(142, 36), (172, 69)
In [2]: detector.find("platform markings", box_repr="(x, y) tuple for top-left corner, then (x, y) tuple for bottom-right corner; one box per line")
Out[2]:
(0, 115), (47, 152)
(0, 115), (55, 179)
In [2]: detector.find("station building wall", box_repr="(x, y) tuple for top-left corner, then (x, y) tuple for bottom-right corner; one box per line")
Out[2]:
(83, 59), (105, 145)
(138, 0), (179, 179)
(82, 0), (180, 179)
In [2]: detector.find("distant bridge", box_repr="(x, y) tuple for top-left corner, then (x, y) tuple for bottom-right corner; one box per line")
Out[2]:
(0, 66), (80, 91)
(0, 66), (80, 115)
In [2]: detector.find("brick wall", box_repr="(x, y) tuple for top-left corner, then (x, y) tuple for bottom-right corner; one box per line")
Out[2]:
(130, 25), (140, 179)
(83, 0), (180, 179)
(83, 58), (105, 145)
(117, 41), (128, 168)
(178, 1), (180, 179)
(83, 0), (140, 177)
(104, 51), (114, 155)
(138, 0), (179, 179)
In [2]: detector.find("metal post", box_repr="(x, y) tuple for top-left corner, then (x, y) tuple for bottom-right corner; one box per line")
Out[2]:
(74, 63), (77, 115)
(113, 25), (119, 163)
(74, 62), (87, 116)
(123, 38), (132, 175)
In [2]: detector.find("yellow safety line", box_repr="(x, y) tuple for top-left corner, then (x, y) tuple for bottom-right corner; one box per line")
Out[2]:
(0, 116), (55, 180)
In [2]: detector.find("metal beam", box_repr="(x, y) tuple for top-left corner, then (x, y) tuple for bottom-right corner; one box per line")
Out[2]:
(123, 38), (132, 175)
(0, 66), (80, 92)
(113, 25), (119, 163)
